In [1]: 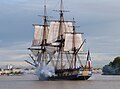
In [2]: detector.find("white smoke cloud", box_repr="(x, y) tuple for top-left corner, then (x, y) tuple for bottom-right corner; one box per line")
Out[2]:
(36, 64), (55, 80)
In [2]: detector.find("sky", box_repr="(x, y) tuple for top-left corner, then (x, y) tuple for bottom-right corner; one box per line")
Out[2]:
(0, 0), (120, 68)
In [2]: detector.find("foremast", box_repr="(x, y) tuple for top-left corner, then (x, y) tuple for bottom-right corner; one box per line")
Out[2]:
(27, 0), (49, 67)
(37, 0), (49, 66)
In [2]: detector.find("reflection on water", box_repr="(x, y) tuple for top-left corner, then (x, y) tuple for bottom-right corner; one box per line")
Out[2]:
(0, 74), (120, 89)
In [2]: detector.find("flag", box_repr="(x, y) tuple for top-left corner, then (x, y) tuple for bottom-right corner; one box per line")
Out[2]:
(86, 50), (91, 69)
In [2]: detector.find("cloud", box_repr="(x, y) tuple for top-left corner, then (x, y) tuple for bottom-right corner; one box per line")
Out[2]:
(91, 52), (120, 68)
(0, 62), (30, 68)
(0, 41), (31, 64)
(0, 0), (120, 68)
(0, 0), (29, 4)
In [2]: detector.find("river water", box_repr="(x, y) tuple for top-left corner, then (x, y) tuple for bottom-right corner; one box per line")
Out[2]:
(0, 74), (120, 89)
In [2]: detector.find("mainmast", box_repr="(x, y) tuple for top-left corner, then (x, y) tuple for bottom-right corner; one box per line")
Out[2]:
(53, 0), (65, 70)
(59, 0), (64, 69)
(58, 0), (64, 40)
(72, 18), (77, 68)
(42, 0), (47, 45)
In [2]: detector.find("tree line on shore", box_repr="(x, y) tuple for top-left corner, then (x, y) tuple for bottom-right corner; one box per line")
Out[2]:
(102, 57), (120, 75)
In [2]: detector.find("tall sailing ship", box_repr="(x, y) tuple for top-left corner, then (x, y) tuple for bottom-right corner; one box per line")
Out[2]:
(26, 0), (92, 80)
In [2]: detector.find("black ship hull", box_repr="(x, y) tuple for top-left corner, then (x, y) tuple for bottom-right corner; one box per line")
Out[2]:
(49, 75), (91, 80)
(48, 68), (92, 80)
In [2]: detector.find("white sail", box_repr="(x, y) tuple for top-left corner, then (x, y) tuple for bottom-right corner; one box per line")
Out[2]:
(30, 25), (46, 56)
(61, 22), (73, 38)
(75, 34), (83, 51)
(47, 22), (60, 43)
(63, 22), (73, 35)
(64, 33), (73, 51)
(64, 33), (83, 51)
(32, 25), (44, 46)
(47, 21), (73, 44)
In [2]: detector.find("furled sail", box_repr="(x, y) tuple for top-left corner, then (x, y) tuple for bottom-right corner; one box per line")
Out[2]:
(64, 33), (83, 52)
(47, 21), (73, 44)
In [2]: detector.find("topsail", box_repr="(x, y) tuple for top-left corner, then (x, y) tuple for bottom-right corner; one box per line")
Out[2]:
(64, 33), (83, 52)
(32, 25), (44, 46)
(47, 21), (73, 44)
